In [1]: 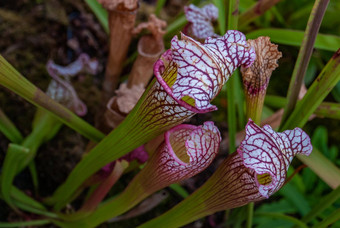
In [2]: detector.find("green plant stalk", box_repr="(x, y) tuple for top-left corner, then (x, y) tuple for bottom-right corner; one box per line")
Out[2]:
(227, 78), (237, 152)
(281, 0), (330, 126)
(243, 90), (263, 228)
(0, 108), (23, 143)
(0, 220), (51, 228)
(298, 148), (340, 189)
(0, 144), (29, 212)
(47, 78), (195, 210)
(234, 73), (246, 128)
(80, 161), (128, 212)
(10, 186), (46, 211)
(17, 109), (63, 173)
(302, 185), (340, 223)
(0, 55), (105, 142)
(265, 96), (340, 120)
(313, 208), (340, 228)
(255, 212), (308, 228)
(56, 175), (151, 227)
(29, 161), (39, 192)
(213, 0), (226, 35)
(264, 95), (287, 108)
(155, 0), (166, 16)
(315, 102), (340, 119)
(138, 157), (244, 228)
(225, 0), (239, 153)
(246, 29), (340, 52)
(137, 184), (213, 228)
(165, 16), (186, 38)
(84, 0), (108, 33)
(281, 49), (340, 131)
(245, 93), (265, 124)
(0, 192), (56, 218)
(13, 200), (58, 218)
(246, 202), (254, 228)
(238, 0), (283, 28)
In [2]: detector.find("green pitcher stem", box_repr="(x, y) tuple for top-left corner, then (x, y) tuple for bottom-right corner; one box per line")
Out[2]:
(245, 93), (265, 124)
(59, 177), (149, 228)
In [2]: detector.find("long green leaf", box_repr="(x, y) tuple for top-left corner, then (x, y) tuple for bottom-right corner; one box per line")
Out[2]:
(281, 49), (340, 130)
(0, 55), (105, 142)
(0, 144), (29, 210)
(255, 212), (308, 228)
(313, 208), (340, 228)
(279, 183), (311, 216)
(0, 108), (23, 143)
(281, 0), (330, 126)
(213, 0), (226, 35)
(0, 220), (50, 228)
(84, 0), (108, 33)
(302, 185), (340, 223)
(238, 0), (283, 27)
(246, 29), (340, 52)
(298, 148), (340, 190)
(11, 187), (46, 211)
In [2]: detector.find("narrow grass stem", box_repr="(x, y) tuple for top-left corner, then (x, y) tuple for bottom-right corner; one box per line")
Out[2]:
(302, 185), (340, 223)
(0, 55), (105, 142)
(255, 212), (308, 228)
(313, 208), (340, 228)
(0, 220), (51, 228)
(246, 202), (254, 228)
(281, 49), (340, 130)
(281, 0), (330, 127)
(0, 108), (23, 143)
(239, 0), (283, 28)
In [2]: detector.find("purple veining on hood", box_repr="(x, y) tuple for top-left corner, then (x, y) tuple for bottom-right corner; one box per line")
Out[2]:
(153, 121), (221, 185)
(154, 31), (255, 114)
(184, 4), (219, 40)
(238, 120), (313, 198)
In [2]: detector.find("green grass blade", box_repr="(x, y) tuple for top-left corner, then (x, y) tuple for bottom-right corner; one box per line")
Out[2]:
(265, 96), (340, 120)
(255, 212), (308, 228)
(298, 148), (340, 190)
(0, 220), (50, 228)
(234, 70), (246, 129)
(169, 184), (189, 198)
(302, 185), (340, 223)
(10, 186), (46, 211)
(246, 29), (340, 52)
(238, 0), (283, 27)
(315, 102), (340, 119)
(281, 0), (330, 126)
(0, 108), (23, 143)
(166, 15), (187, 37)
(155, 0), (166, 16)
(84, 0), (109, 33)
(313, 208), (340, 228)
(281, 49), (340, 130)
(0, 144), (29, 211)
(213, 0), (226, 35)
(0, 55), (105, 142)
(279, 183), (311, 216)
(264, 95), (287, 109)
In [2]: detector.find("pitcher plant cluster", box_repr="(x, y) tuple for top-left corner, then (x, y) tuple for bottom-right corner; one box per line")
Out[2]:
(1, 1), (340, 228)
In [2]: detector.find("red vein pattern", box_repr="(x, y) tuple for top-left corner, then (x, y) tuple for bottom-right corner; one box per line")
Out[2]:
(137, 121), (221, 193)
(183, 4), (219, 40)
(139, 120), (313, 228)
(238, 119), (313, 197)
(154, 31), (256, 114)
